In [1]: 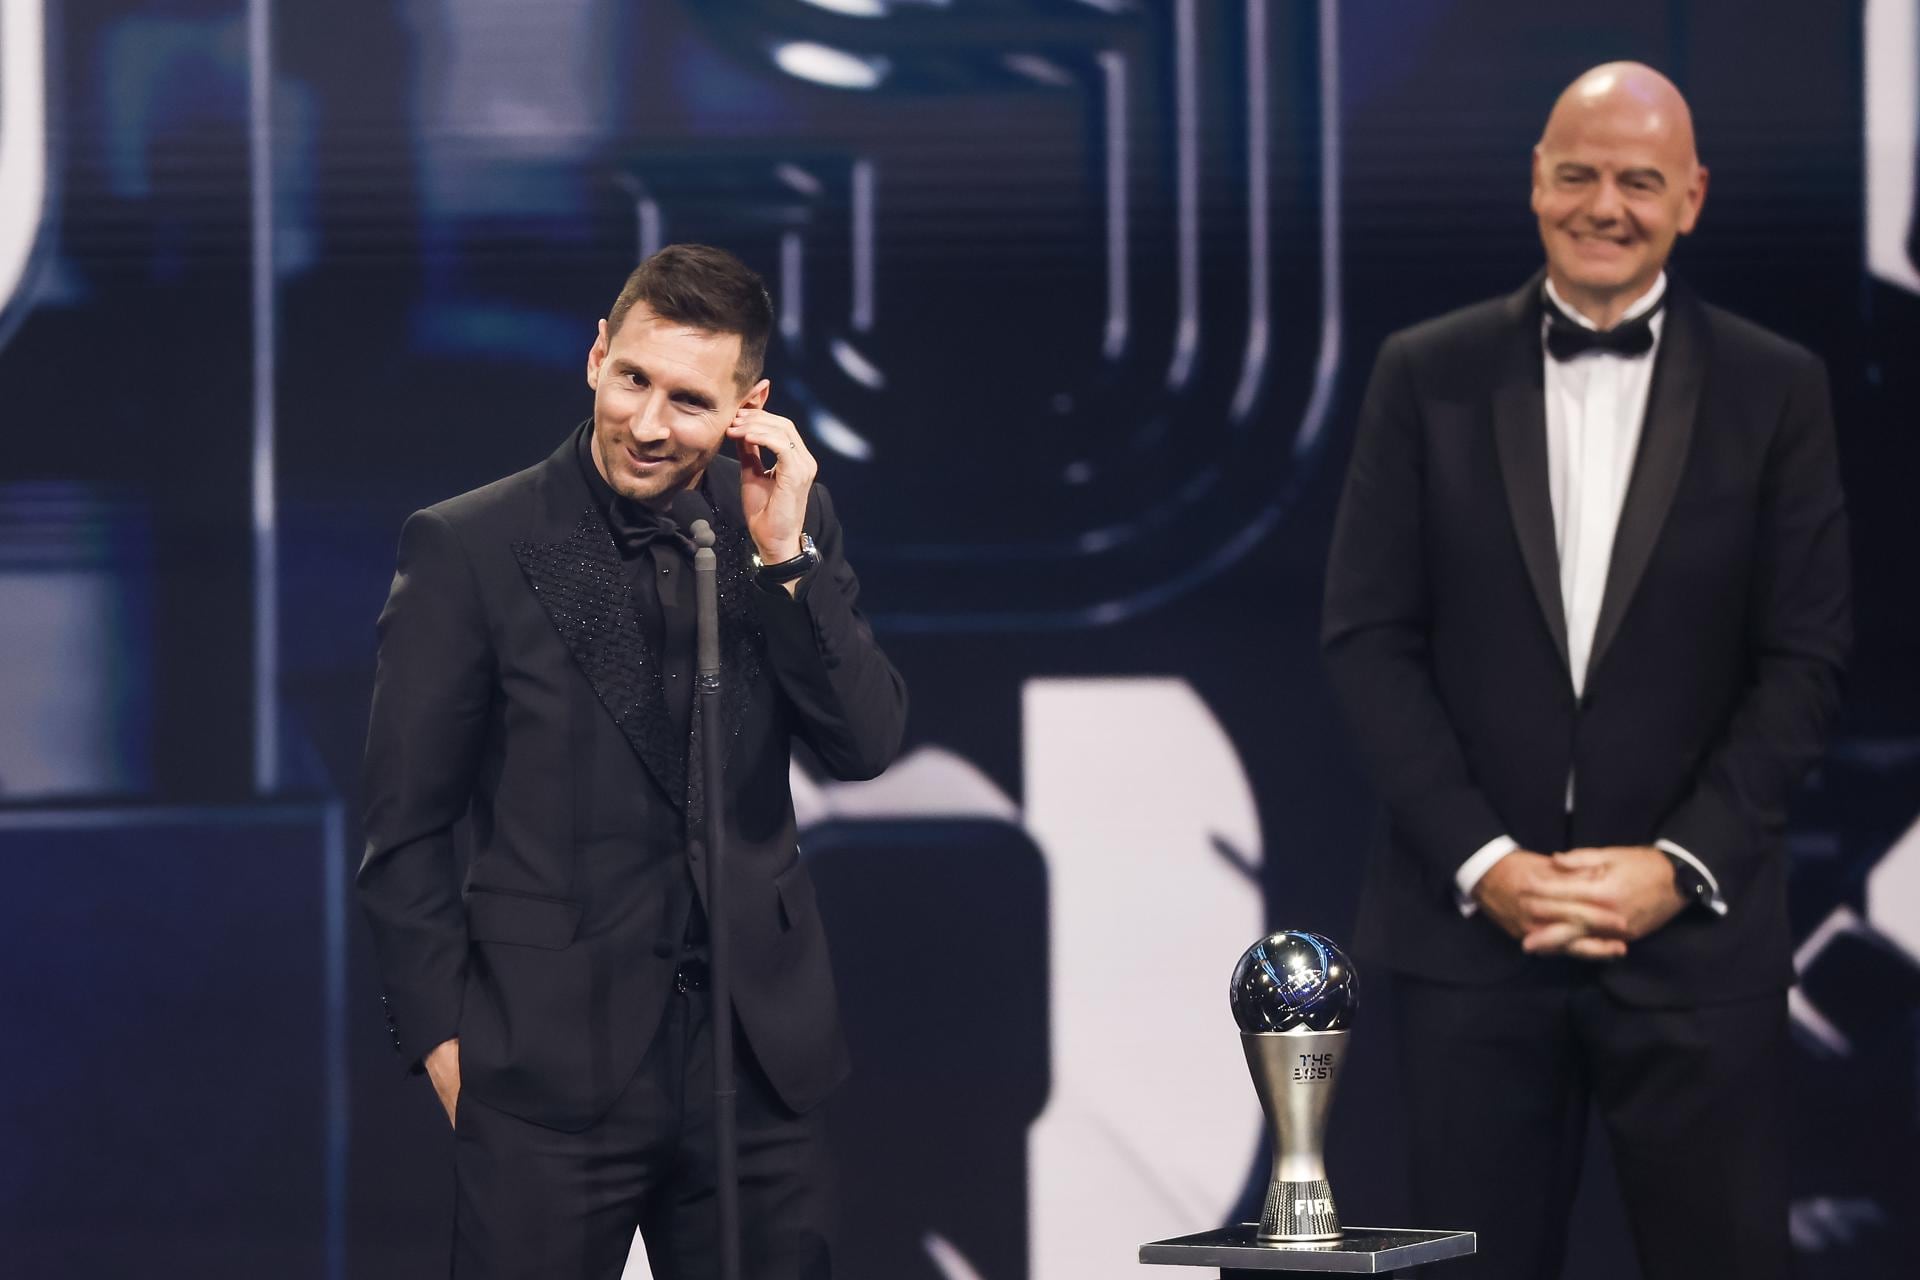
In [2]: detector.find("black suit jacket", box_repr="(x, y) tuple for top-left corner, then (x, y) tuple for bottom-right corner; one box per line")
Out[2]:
(358, 425), (908, 1130)
(1322, 275), (1849, 1004)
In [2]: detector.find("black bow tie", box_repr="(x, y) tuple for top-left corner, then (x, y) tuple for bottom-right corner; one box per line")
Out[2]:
(606, 498), (687, 560)
(1542, 293), (1663, 362)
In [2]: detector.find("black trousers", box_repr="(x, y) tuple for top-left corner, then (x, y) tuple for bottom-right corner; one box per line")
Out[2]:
(452, 985), (835, 1280)
(1391, 974), (1790, 1280)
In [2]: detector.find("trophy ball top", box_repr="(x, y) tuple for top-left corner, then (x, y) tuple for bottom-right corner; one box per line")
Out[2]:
(1229, 930), (1359, 1033)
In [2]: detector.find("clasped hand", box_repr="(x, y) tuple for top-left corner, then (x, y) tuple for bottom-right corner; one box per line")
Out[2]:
(1472, 846), (1685, 961)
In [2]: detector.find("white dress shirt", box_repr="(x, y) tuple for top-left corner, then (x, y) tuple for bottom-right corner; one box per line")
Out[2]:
(1455, 273), (1725, 916)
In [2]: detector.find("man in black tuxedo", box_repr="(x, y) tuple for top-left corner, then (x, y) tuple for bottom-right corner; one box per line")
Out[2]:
(1323, 64), (1848, 1279)
(358, 244), (908, 1278)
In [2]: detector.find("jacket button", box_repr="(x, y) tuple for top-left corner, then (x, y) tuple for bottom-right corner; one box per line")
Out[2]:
(689, 841), (705, 862)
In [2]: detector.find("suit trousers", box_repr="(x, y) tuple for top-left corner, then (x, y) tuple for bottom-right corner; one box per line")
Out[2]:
(452, 983), (835, 1280)
(1391, 972), (1790, 1280)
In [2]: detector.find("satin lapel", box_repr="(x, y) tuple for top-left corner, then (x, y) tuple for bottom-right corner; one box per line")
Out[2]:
(513, 507), (686, 811)
(1588, 288), (1706, 678)
(684, 508), (766, 828)
(1491, 281), (1571, 675)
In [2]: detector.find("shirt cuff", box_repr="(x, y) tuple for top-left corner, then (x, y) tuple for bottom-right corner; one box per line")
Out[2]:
(1455, 836), (1519, 917)
(1655, 838), (1729, 916)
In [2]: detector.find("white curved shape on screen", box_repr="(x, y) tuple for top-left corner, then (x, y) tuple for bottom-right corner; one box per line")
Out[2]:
(790, 745), (1020, 828)
(1288, 0), (1343, 455)
(1865, 810), (1920, 962)
(1098, 49), (1128, 361)
(809, 407), (874, 462)
(1788, 905), (1861, 1058)
(1227, 0), (1272, 425)
(1024, 678), (1265, 1280)
(923, 1230), (988, 1280)
(1163, 0), (1199, 391)
(850, 158), (875, 332)
(0, 0), (50, 329)
(621, 1229), (653, 1279)
(773, 41), (890, 91)
(1865, 0), (1920, 294)
(1790, 1196), (1889, 1253)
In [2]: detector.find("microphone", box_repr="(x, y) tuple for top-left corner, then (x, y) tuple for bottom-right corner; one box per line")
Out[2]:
(671, 483), (738, 1279)
(670, 488), (721, 681)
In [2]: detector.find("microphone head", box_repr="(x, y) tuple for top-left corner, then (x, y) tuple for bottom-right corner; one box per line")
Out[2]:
(668, 488), (717, 548)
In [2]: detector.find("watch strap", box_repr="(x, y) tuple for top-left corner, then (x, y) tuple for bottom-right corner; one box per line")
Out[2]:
(1663, 850), (1713, 911)
(753, 533), (819, 584)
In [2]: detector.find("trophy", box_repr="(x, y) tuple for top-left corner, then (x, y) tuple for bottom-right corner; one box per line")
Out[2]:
(1228, 931), (1359, 1244)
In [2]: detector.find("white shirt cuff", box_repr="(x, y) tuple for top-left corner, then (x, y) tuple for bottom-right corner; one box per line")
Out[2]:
(1455, 836), (1519, 916)
(1655, 839), (1729, 916)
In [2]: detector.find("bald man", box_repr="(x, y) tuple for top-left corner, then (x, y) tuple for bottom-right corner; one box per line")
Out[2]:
(1323, 64), (1848, 1279)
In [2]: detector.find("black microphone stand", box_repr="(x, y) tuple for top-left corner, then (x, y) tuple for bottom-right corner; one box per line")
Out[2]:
(688, 517), (740, 1280)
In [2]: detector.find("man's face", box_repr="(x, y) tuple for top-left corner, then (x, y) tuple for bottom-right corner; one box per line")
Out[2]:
(585, 304), (767, 507)
(1531, 96), (1705, 306)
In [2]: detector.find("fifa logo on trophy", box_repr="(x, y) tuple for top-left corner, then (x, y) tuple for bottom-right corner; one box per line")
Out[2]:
(1229, 931), (1359, 1244)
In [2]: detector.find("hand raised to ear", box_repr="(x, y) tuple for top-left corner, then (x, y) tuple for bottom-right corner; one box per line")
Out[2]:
(728, 405), (816, 569)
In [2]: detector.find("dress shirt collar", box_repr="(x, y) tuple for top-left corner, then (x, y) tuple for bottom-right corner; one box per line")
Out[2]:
(573, 426), (703, 559)
(1544, 271), (1668, 333)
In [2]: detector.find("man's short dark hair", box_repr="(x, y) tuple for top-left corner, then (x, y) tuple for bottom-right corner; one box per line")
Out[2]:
(606, 244), (774, 390)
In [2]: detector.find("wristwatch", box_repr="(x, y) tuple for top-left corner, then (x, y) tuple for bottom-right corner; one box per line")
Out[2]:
(752, 533), (820, 585)
(1663, 851), (1714, 912)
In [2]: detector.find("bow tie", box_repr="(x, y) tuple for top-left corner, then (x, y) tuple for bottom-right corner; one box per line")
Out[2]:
(607, 499), (687, 560)
(1542, 293), (1663, 362)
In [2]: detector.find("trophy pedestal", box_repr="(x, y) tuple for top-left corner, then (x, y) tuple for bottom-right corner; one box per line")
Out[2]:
(1140, 1224), (1476, 1276)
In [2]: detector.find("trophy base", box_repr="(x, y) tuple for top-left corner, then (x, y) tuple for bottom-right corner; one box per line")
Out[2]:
(1140, 1224), (1477, 1275)
(1260, 1177), (1339, 1242)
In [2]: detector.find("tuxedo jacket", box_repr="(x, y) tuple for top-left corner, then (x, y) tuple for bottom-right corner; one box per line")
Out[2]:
(1322, 274), (1849, 1005)
(358, 426), (908, 1130)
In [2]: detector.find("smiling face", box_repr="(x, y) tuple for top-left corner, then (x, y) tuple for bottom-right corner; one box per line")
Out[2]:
(584, 304), (768, 508)
(1531, 64), (1708, 322)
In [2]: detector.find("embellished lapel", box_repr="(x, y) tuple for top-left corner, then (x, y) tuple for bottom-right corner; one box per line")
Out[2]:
(1588, 284), (1706, 678)
(1491, 273), (1571, 675)
(506, 431), (771, 823)
(513, 507), (687, 809)
(510, 426), (686, 810)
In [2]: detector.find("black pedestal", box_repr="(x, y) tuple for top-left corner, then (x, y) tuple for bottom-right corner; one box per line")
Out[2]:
(1140, 1224), (1476, 1276)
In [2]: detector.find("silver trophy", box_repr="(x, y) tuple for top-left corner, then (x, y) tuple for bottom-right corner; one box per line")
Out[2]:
(1229, 930), (1359, 1244)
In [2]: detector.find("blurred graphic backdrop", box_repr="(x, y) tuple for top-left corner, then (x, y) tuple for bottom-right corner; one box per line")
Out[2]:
(2, 2), (1916, 1277)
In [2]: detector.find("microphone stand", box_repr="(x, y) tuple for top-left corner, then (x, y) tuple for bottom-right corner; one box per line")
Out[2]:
(688, 518), (740, 1280)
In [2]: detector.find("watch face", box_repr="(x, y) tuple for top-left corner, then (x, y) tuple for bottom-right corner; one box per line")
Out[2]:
(1667, 855), (1709, 904)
